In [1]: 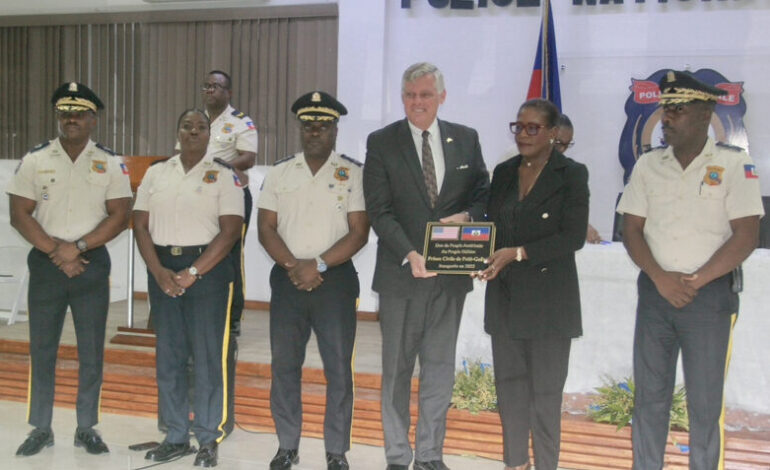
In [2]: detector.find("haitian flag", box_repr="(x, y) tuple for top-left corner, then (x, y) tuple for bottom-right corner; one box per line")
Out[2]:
(526, 0), (561, 112)
(461, 226), (491, 242)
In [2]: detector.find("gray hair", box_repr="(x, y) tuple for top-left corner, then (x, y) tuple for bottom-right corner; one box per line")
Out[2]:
(401, 62), (445, 95)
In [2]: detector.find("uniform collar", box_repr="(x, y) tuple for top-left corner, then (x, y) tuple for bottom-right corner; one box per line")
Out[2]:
(169, 152), (216, 174)
(660, 136), (716, 168)
(206, 104), (235, 126)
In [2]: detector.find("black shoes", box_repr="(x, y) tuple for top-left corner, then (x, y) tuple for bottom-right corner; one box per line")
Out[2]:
(270, 448), (299, 469)
(145, 440), (192, 461)
(414, 461), (450, 470)
(194, 441), (218, 467)
(74, 427), (109, 454)
(16, 428), (54, 456)
(327, 452), (349, 470)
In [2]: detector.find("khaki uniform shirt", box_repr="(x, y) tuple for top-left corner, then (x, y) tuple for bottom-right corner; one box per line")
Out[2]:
(134, 154), (244, 246)
(207, 104), (258, 162)
(6, 138), (132, 241)
(617, 137), (764, 273)
(257, 151), (365, 259)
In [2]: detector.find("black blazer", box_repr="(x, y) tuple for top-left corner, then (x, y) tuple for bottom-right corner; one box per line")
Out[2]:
(484, 150), (588, 339)
(364, 118), (490, 296)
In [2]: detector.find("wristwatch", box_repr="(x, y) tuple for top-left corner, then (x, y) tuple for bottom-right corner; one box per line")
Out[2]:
(315, 256), (328, 273)
(76, 238), (88, 253)
(188, 266), (200, 278)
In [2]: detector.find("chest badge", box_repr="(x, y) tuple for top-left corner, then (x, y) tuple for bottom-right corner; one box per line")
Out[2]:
(334, 167), (350, 182)
(92, 160), (107, 173)
(203, 170), (219, 184)
(222, 123), (233, 134)
(703, 165), (724, 186)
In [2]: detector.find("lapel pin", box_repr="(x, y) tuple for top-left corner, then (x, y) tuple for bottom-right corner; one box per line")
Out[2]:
(446, 137), (453, 143)
(542, 212), (549, 219)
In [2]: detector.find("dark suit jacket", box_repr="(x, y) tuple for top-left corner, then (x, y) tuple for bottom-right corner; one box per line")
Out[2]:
(484, 150), (588, 339)
(364, 118), (490, 297)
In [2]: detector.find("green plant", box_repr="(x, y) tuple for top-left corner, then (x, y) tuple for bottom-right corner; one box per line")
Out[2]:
(587, 376), (689, 432)
(451, 360), (497, 414)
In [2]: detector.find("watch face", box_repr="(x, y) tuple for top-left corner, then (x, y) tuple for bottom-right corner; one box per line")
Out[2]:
(76, 239), (87, 252)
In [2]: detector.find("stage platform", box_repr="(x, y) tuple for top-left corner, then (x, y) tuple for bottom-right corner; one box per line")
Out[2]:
(1, 300), (769, 469)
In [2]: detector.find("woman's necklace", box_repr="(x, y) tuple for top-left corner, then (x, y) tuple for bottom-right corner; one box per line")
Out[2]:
(519, 159), (548, 200)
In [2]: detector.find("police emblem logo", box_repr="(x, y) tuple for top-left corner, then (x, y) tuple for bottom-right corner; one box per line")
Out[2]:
(68, 82), (78, 92)
(203, 170), (219, 183)
(92, 160), (107, 173)
(222, 123), (234, 134)
(334, 167), (349, 181)
(312, 92), (321, 102)
(619, 68), (747, 184)
(703, 166), (724, 186)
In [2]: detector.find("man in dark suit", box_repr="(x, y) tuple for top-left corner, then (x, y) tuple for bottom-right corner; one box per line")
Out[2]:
(363, 62), (490, 470)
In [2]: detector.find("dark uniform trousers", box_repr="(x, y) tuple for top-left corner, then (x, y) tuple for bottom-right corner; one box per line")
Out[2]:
(269, 260), (359, 454)
(26, 246), (110, 430)
(491, 331), (571, 470)
(223, 186), (252, 434)
(149, 246), (234, 446)
(632, 271), (737, 470)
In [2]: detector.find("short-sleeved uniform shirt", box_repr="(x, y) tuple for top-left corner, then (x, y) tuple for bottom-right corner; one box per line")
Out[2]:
(257, 151), (365, 259)
(134, 154), (244, 246)
(6, 138), (132, 241)
(617, 137), (764, 273)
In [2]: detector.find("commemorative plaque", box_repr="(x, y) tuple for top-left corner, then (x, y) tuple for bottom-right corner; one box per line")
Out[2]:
(423, 222), (496, 274)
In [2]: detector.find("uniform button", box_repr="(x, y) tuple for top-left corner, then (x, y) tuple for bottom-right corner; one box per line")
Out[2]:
(540, 267), (548, 273)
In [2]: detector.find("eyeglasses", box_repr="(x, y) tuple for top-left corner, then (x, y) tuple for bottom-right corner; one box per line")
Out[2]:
(554, 139), (575, 149)
(510, 121), (546, 136)
(201, 83), (227, 92)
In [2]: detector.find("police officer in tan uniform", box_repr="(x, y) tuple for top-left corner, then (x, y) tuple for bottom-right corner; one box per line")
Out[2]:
(617, 71), (764, 470)
(257, 92), (369, 470)
(7, 82), (132, 456)
(134, 109), (244, 468)
(169, 70), (258, 437)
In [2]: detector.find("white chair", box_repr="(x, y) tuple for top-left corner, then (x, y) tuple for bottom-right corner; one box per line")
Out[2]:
(0, 246), (29, 325)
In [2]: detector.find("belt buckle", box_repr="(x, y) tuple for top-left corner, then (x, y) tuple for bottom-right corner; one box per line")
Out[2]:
(170, 246), (183, 256)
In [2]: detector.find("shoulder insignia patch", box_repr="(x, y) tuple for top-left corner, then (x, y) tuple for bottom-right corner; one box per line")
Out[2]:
(30, 141), (51, 153)
(340, 154), (363, 167)
(231, 109), (246, 119)
(95, 143), (118, 156)
(274, 155), (296, 166)
(716, 141), (745, 153)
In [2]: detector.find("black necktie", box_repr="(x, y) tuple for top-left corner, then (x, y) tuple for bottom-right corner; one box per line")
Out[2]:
(421, 130), (438, 208)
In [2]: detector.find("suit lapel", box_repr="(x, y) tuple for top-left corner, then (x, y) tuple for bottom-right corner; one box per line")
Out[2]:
(437, 119), (459, 206)
(525, 151), (568, 206)
(396, 119), (432, 208)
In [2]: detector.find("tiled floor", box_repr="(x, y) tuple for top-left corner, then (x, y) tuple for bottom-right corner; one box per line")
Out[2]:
(0, 401), (505, 469)
(0, 300), (514, 469)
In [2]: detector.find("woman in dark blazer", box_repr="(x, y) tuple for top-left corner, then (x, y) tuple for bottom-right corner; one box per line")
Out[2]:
(476, 99), (589, 470)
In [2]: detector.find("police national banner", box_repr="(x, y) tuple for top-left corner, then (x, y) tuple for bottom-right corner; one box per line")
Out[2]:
(423, 222), (496, 274)
(618, 68), (747, 183)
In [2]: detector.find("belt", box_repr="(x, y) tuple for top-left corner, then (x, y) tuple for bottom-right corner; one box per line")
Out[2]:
(154, 244), (207, 256)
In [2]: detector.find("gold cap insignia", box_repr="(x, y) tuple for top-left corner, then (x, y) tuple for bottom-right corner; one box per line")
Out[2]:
(68, 82), (78, 92)
(666, 71), (676, 83)
(311, 92), (321, 102)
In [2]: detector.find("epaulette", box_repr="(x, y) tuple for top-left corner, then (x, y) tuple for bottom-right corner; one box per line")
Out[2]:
(340, 154), (363, 167)
(29, 141), (51, 153)
(274, 155), (296, 166)
(95, 143), (118, 156)
(230, 109), (247, 119)
(716, 141), (745, 153)
(213, 157), (234, 170)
